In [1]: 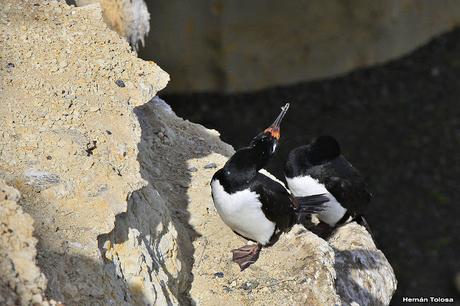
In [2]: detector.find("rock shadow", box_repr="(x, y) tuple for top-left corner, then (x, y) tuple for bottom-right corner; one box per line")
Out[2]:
(39, 252), (151, 305)
(333, 248), (390, 306)
(97, 97), (231, 305)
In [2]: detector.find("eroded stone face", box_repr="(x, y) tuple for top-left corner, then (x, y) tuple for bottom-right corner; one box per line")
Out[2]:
(0, 180), (48, 306)
(75, 0), (150, 49)
(0, 0), (168, 304)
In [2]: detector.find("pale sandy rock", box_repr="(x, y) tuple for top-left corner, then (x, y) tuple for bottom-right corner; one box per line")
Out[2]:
(0, 0), (168, 304)
(0, 180), (47, 306)
(75, 0), (150, 49)
(98, 97), (233, 304)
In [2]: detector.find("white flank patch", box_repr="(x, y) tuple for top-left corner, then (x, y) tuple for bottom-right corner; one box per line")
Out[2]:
(286, 175), (328, 196)
(211, 179), (276, 245)
(317, 194), (348, 226)
(286, 175), (347, 226)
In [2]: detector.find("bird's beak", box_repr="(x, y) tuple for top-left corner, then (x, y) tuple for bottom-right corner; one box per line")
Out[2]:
(264, 103), (290, 140)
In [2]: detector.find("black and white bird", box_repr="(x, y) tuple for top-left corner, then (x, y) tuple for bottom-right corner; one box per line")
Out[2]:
(211, 104), (328, 270)
(284, 135), (372, 236)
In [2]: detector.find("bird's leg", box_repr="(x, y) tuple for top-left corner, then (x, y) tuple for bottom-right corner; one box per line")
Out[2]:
(309, 221), (335, 239)
(231, 243), (262, 271)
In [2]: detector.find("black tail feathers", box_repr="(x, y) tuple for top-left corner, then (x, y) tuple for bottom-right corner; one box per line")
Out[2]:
(294, 194), (329, 214)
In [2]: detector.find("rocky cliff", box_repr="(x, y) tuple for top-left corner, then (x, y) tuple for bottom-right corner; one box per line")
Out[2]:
(0, 180), (50, 306)
(0, 1), (396, 305)
(74, 0), (150, 49)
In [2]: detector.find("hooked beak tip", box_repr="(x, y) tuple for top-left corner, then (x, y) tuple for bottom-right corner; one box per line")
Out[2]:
(264, 103), (289, 139)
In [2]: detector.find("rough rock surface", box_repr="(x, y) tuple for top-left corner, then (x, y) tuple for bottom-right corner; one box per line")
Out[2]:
(329, 224), (397, 306)
(0, 181), (48, 306)
(98, 97), (233, 305)
(0, 1), (397, 305)
(75, 0), (150, 49)
(140, 0), (460, 93)
(0, 0), (168, 304)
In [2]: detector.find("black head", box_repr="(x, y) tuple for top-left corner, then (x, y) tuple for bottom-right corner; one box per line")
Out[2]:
(285, 135), (341, 178)
(308, 135), (341, 164)
(249, 103), (290, 164)
(217, 103), (290, 190)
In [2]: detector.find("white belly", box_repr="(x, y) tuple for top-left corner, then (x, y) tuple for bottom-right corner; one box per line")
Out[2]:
(286, 175), (347, 226)
(211, 179), (276, 245)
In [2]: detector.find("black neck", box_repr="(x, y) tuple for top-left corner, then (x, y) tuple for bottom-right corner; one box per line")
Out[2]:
(215, 145), (271, 192)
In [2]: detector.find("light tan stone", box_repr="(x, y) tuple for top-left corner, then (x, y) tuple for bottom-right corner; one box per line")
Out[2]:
(0, 180), (48, 306)
(0, 0), (168, 304)
(75, 0), (150, 49)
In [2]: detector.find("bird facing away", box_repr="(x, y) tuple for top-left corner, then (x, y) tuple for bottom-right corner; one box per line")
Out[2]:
(211, 104), (328, 271)
(284, 135), (373, 237)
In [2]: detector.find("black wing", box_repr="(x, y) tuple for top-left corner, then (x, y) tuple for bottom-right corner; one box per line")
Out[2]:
(250, 173), (297, 232)
(306, 156), (372, 214)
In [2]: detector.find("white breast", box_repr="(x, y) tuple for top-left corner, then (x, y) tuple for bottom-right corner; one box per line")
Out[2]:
(285, 175), (347, 226)
(211, 179), (276, 245)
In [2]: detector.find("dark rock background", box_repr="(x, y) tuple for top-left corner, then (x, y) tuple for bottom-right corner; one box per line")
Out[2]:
(164, 28), (460, 304)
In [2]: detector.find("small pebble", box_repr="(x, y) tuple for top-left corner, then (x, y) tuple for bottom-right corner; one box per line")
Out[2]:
(31, 294), (42, 304)
(213, 272), (224, 278)
(188, 167), (198, 172)
(204, 163), (217, 169)
(6, 63), (14, 68)
(241, 281), (259, 291)
(115, 79), (125, 87)
(46, 156), (52, 160)
(106, 130), (112, 135)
